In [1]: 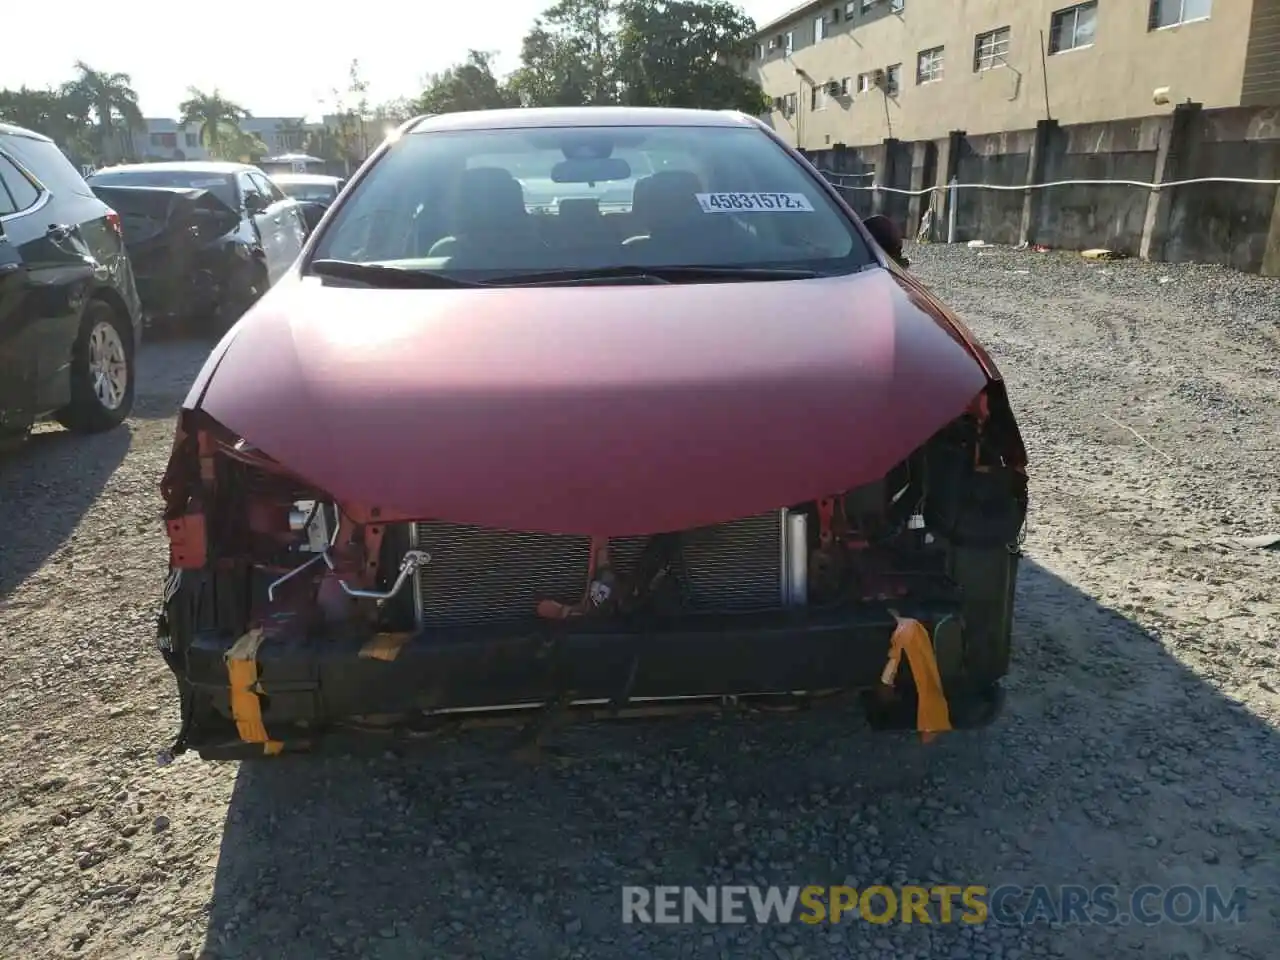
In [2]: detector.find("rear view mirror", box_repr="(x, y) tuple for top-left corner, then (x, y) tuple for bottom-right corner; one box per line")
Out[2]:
(551, 157), (632, 184)
(863, 214), (909, 268)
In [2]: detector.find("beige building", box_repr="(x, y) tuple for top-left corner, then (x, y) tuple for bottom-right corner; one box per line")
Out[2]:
(749, 0), (1280, 149)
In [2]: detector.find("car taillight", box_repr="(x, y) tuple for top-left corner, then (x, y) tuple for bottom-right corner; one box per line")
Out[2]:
(105, 209), (123, 238)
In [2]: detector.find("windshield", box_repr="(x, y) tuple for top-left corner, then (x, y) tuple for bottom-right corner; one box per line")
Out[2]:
(309, 123), (871, 279)
(87, 169), (237, 208)
(278, 180), (339, 203)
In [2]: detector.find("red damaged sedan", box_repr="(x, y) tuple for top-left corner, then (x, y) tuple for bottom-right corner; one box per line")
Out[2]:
(156, 107), (1028, 761)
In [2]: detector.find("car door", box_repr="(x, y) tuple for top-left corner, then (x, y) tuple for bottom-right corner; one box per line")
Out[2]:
(0, 189), (32, 427)
(252, 172), (306, 268)
(0, 147), (94, 425)
(237, 171), (282, 279)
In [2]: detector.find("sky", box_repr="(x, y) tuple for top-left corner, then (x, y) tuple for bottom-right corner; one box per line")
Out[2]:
(2, 0), (800, 120)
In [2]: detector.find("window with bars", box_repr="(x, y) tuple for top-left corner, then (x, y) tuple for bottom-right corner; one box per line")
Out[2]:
(784, 30), (795, 55)
(1149, 0), (1212, 29)
(884, 63), (901, 97)
(1049, 2), (1097, 53)
(917, 46), (944, 83)
(974, 26), (1011, 71)
(814, 15), (826, 42)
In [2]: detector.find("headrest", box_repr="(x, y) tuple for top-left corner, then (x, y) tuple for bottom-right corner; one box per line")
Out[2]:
(451, 167), (527, 229)
(558, 197), (600, 221)
(630, 170), (704, 229)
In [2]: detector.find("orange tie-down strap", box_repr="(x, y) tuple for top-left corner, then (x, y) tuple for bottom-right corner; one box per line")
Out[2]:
(880, 616), (953, 742)
(358, 631), (413, 662)
(225, 628), (284, 756)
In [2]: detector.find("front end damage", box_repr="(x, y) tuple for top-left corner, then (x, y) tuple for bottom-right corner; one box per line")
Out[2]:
(156, 387), (1028, 761)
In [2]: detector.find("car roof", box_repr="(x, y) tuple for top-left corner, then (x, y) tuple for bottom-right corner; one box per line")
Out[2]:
(91, 160), (250, 176)
(408, 106), (760, 134)
(271, 173), (341, 184)
(0, 121), (55, 143)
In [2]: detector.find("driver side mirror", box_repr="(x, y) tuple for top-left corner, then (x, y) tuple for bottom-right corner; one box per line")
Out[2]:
(863, 215), (910, 269)
(244, 193), (268, 215)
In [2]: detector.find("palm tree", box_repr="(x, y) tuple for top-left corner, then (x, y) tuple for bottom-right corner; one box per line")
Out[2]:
(63, 62), (143, 164)
(228, 129), (270, 163)
(178, 88), (250, 159)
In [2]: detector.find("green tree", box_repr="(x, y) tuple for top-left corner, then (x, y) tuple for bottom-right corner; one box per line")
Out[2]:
(323, 59), (374, 173)
(0, 86), (95, 161)
(508, 23), (593, 106)
(412, 50), (518, 116)
(63, 62), (143, 163)
(372, 97), (414, 124)
(228, 129), (270, 162)
(615, 0), (768, 113)
(178, 88), (251, 158)
(508, 0), (763, 112)
(511, 0), (618, 106)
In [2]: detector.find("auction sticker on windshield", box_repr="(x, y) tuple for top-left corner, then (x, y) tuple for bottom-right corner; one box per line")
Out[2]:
(696, 192), (815, 213)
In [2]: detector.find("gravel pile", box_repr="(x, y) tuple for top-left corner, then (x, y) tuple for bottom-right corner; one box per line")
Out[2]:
(1, 246), (1276, 959)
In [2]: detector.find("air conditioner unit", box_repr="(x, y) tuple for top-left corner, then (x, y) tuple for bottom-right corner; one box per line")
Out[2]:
(872, 68), (886, 86)
(772, 97), (785, 111)
(825, 80), (842, 97)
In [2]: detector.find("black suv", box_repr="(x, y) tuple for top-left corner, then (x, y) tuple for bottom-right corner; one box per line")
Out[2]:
(0, 122), (143, 442)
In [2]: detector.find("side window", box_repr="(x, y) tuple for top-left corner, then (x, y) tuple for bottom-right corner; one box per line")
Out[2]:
(0, 153), (42, 215)
(252, 173), (286, 204)
(0, 135), (95, 198)
(237, 172), (264, 211)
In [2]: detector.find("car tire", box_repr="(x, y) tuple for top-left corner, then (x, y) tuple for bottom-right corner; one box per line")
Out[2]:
(54, 299), (135, 434)
(214, 260), (268, 336)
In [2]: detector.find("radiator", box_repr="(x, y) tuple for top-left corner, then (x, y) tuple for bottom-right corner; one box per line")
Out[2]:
(410, 511), (790, 628)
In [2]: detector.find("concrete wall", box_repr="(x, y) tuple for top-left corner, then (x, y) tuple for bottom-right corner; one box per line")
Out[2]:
(752, 0), (1262, 149)
(810, 103), (1280, 274)
(1034, 118), (1163, 253)
(1161, 108), (1280, 269)
(953, 131), (1031, 246)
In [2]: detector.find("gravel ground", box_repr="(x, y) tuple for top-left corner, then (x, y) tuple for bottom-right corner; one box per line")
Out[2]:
(1, 244), (1277, 960)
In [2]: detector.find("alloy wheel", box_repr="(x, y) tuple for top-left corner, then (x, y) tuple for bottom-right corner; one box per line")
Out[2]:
(88, 320), (129, 411)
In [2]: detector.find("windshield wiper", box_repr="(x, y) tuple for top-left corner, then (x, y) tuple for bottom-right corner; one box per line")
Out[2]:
(308, 259), (485, 288)
(486, 265), (821, 286)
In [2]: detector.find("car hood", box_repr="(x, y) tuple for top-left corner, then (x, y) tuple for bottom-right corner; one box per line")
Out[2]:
(193, 268), (990, 536)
